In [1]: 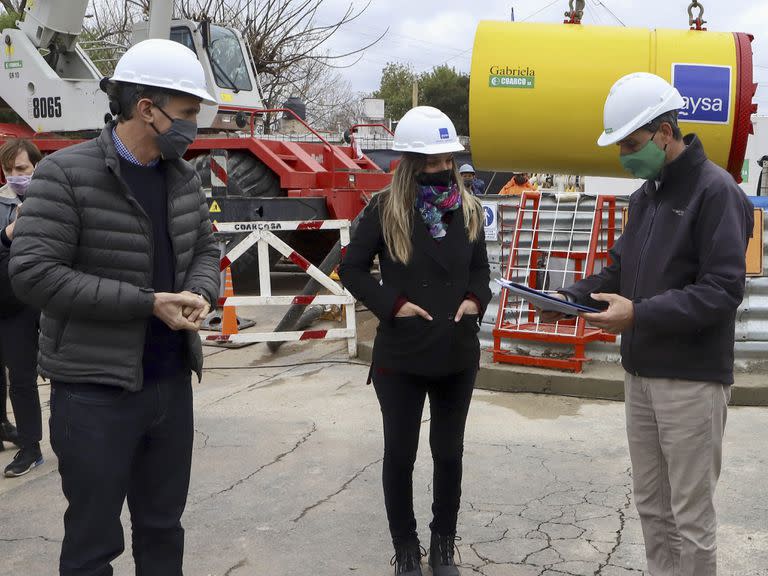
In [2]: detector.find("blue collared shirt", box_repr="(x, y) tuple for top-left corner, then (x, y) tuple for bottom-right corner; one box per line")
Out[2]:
(111, 128), (159, 168)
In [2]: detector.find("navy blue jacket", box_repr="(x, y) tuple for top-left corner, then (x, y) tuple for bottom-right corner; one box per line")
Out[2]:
(563, 135), (753, 385)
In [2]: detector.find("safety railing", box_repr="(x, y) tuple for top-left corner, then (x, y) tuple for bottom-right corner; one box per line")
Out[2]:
(493, 191), (618, 372)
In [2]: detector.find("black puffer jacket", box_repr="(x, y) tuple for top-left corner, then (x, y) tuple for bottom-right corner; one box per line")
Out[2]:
(9, 124), (220, 390)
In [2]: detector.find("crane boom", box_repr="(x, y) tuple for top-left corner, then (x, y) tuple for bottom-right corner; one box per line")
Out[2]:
(1, 0), (263, 133)
(148, 1), (173, 40)
(17, 0), (90, 52)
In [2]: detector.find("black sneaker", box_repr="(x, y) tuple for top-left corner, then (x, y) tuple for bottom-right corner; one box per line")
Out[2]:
(390, 543), (423, 576)
(0, 420), (19, 447)
(4, 445), (43, 478)
(429, 533), (461, 576)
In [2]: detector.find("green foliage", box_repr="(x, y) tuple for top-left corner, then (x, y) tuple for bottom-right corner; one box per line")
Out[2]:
(78, 28), (120, 77)
(418, 65), (469, 136)
(372, 62), (416, 124)
(373, 62), (470, 135)
(0, 10), (20, 31)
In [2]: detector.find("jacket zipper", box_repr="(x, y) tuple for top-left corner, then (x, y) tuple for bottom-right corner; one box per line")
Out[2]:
(111, 168), (154, 390)
(629, 195), (661, 373)
(167, 180), (179, 291)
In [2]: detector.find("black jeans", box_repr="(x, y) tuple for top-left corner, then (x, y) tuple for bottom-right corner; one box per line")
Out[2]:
(372, 367), (476, 547)
(50, 372), (193, 576)
(0, 355), (7, 421)
(0, 307), (42, 447)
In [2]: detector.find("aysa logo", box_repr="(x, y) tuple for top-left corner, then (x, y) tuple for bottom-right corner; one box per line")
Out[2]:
(439, 128), (450, 140)
(672, 64), (731, 124)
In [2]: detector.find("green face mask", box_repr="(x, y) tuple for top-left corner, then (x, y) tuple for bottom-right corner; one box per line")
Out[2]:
(620, 134), (667, 180)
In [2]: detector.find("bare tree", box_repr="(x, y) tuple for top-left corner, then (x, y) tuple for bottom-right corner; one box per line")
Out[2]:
(0, 0), (26, 15)
(83, 0), (383, 131)
(264, 54), (360, 133)
(178, 0), (384, 132)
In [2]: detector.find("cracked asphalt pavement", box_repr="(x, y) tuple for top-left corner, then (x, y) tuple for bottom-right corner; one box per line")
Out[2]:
(1, 332), (767, 575)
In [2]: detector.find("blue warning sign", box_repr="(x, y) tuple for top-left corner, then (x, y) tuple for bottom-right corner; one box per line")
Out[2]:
(482, 203), (498, 241)
(484, 205), (495, 227)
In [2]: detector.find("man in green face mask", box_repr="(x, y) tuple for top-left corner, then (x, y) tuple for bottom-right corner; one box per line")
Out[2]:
(547, 72), (754, 576)
(617, 120), (682, 180)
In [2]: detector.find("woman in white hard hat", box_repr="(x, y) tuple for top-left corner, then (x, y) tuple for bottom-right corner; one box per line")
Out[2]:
(340, 106), (491, 576)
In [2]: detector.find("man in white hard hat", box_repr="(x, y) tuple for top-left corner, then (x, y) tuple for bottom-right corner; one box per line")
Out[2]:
(458, 163), (486, 195)
(547, 72), (753, 576)
(9, 39), (220, 575)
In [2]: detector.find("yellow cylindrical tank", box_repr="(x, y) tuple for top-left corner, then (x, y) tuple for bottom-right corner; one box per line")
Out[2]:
(469, 22), (756, 181)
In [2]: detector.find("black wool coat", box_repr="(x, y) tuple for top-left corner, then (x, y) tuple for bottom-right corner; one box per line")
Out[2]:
(339, 193), (492, 377)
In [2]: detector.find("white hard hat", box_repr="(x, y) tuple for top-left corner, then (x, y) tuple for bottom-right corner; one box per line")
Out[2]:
(393, 106), (464, 155)
(597, 72), (685, 147)
(111, 39), (217, 105)
(459, 164), (475, 174)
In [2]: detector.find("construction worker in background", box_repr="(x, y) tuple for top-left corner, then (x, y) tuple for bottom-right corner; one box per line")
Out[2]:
(544, 72), (753, 576)
(498, 172), (537, 195)
(0, 138), (42, 475)
(757, 155), (768, 195)
(340, 106), (491, 576)
(9, 39), (220, 575)
(458, 163), (486, 195)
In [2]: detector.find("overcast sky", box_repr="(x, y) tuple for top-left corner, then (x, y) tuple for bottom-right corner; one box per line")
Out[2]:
(313, 0), (768, 110)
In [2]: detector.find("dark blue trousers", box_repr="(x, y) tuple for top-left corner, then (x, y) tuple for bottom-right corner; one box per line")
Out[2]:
(50, 372), (193, 576)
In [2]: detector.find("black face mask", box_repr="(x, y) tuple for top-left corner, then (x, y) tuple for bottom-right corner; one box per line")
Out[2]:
(416, 169), (453, 187)
(151, 106), (198, 160)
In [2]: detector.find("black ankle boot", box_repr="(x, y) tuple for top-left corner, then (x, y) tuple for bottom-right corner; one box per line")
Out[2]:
(429, 533), (460, 576)
(0, 420), (19, 448)
(390, 542), (423, 576)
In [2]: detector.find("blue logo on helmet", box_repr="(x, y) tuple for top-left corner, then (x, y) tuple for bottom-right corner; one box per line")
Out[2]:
(439, 128), (450, 140)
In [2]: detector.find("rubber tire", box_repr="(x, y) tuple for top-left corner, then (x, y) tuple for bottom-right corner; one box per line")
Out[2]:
(191, 152), (283, 292)
(190, 151), (279, 197)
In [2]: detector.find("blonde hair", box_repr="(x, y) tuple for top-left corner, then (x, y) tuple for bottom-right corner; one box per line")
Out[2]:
(380, 153), (483, 265)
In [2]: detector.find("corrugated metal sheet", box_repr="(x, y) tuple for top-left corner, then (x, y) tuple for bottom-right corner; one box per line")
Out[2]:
(479, 194), (768, 370)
